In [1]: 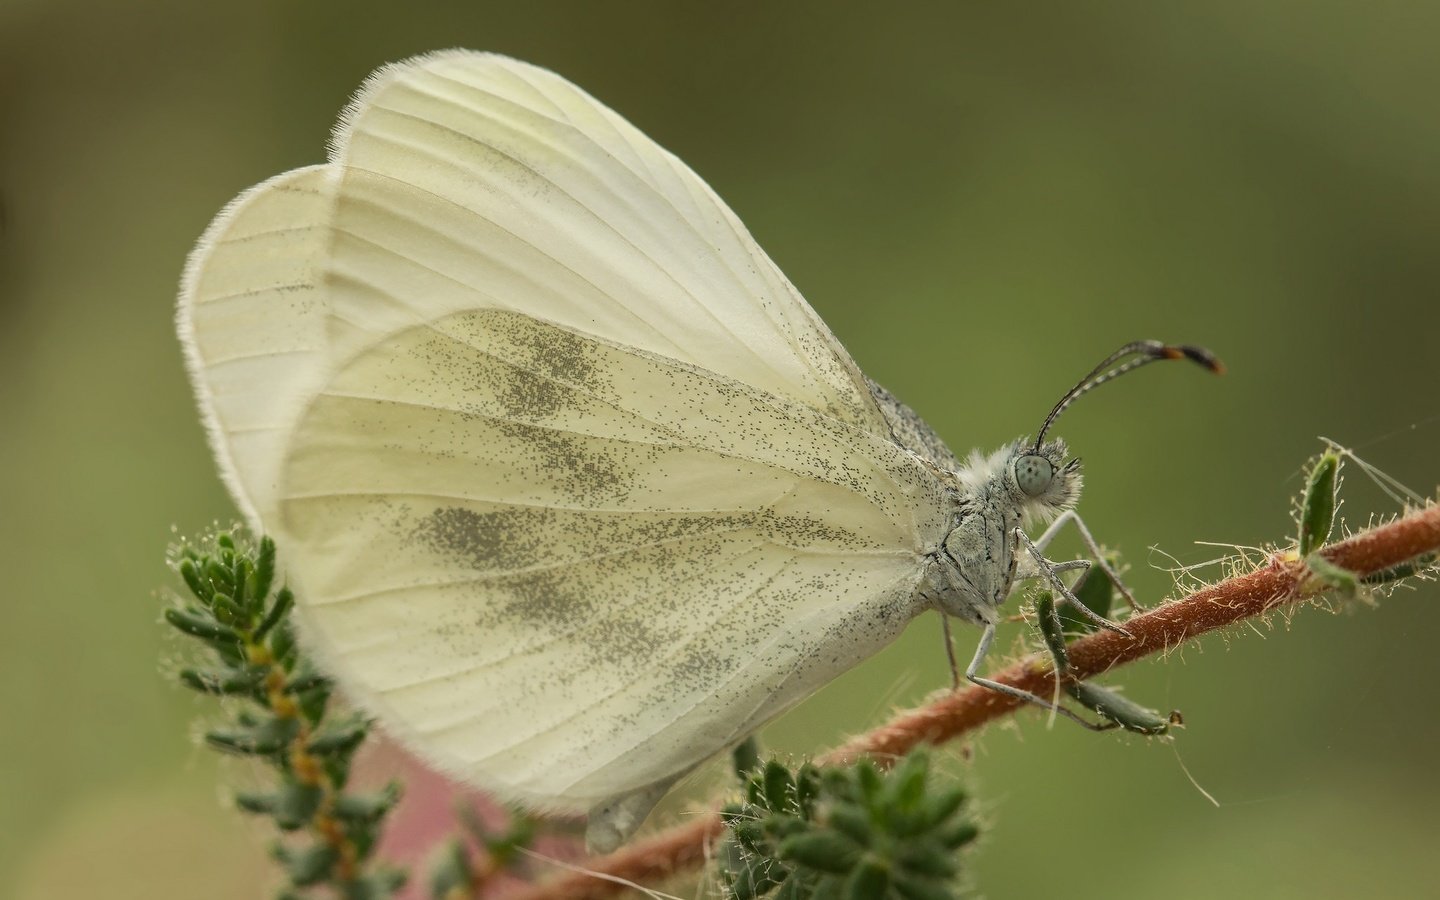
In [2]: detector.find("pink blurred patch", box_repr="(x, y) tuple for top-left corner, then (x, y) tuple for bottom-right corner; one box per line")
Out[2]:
(353, 734), (585, 898)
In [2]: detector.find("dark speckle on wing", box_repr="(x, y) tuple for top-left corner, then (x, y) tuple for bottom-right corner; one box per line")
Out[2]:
(415, 504), (557, 571)
(491, 314), (600, 419)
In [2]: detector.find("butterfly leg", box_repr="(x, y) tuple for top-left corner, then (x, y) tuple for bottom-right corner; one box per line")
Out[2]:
(941, 614), (962, 690)
(965, 622), (1115, 731)
(1029, 509), (1141, 611)
(1016, 528), (1133, 637)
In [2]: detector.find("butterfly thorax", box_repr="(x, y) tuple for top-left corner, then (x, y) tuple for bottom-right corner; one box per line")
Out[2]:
(920, 439), (1082, 626)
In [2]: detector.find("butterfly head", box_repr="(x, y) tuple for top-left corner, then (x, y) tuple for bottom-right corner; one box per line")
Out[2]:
(1005, 339), (1222, 522)
(1008, 439), (1082, 524)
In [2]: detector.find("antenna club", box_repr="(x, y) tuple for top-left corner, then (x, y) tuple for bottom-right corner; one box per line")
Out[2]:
(1170, 344), (1226, 375)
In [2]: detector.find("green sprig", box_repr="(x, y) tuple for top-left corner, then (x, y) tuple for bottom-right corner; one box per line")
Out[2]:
(719, 744), (979, 899)
(428, 805), (538, 899)
(1295, 449), (1435, 595)
(166, 531), (406, 899)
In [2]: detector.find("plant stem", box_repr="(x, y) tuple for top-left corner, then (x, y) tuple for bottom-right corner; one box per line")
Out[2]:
(504, 503), (1440, 900)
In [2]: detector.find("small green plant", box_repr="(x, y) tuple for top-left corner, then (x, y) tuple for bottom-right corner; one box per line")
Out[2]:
(1295, 448), (1434, 594)
(719, 744), (979, 900)
(165, 532), (406, 898)
(427, 807), (538, 899)
(1298, 449), (1341, 557)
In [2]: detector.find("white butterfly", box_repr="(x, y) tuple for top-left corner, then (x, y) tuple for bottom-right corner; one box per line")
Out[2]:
(178, 50), (1217, 850)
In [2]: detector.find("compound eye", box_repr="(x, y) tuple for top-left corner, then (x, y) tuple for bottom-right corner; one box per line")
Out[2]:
(1014, 454), (1055, 497)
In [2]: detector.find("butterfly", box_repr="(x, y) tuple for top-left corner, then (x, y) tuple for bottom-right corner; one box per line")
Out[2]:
(178, 50), (1218, 850)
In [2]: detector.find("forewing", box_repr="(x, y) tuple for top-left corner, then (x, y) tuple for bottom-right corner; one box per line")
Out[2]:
(321, 50), (891, 434)
(277, 310), (946, 809)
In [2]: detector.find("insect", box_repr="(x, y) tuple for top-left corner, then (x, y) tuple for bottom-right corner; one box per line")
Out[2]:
(178, 50), (1220, 851)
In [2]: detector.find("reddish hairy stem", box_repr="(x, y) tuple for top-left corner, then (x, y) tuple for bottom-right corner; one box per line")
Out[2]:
(505, 504), (1440, 900)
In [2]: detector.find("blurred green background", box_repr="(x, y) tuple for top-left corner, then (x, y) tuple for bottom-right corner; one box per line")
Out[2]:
(3, 1), (1438, 897)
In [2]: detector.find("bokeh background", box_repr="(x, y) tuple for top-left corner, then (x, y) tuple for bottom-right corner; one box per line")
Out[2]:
(3, 2), (1438, 898)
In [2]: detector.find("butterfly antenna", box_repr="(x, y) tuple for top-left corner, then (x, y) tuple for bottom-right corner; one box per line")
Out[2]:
(1032, 341), (1224, 452)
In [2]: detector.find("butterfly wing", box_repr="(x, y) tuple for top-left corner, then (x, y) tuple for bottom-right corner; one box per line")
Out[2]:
(281, 309), (944, 808)
(180, 51), (954, 812)
(178, 164), (337, 528)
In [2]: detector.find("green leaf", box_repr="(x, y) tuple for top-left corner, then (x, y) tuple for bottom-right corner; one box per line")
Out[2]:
(854, 762), (882, 803)
(178, 558), (209, 601)
(778, 873), (829, 900)
(1033, 591), (1070, 672)
(179, 665), (266, 695)
(795, 764), (821, 814)
(164, 607), (241, 645)
(727, 862), (781, 900)
(939, 820), (980, 850)
(1299, 450), (1340, 555)
(827, 805), (874, 848)
(779, 831), (862, 874)
(323, 756), (353, 793)
(1058, 564), (1115, 635)
(844, 859), (890, 900)
(205, 714), (299, 756)
(235, 790), (279, 816)
(896, 844), (958, 878)
(728, 818), (765, 851)
(274, 779), (325, 831)
(332, 783), (402, 823)
(1302, 552), (1360, 599)
(484, 813), (536, 866)
(282, 666), (332, 694)
(211, 637), (247, 668)
(308, 719), (370, 757)
(209, 592), (246, 625)
(229, 554), (249, 605)
(1066, 681), (1171, 735)
(763, 813), (808, 840)
(279, 841), (339, 887)
(269, 618), (298, 670)
(883, 749), (929, 813)
(204, 558), (236, 595)
(1363, 553), (1437, 585)
(249, 536), (277, 611)
(428, 839), (471, 899)
(346, 869), (407, 900)
(733, 737), (762, 779)
(893, 872), (957, 900)
(745, 772), (766, 808)
(917, 785), (967, 832)
(257, 587), (295, 642)
(763, 760), (795, 812)
(297, 682), (333, 725)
